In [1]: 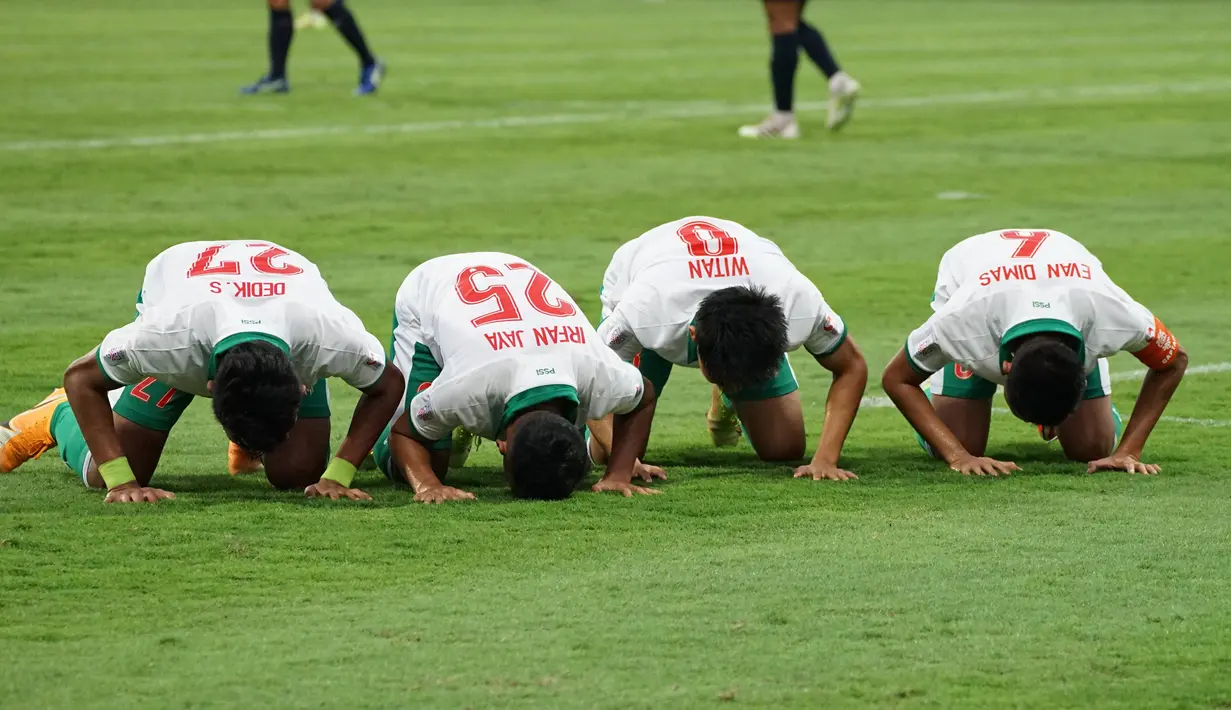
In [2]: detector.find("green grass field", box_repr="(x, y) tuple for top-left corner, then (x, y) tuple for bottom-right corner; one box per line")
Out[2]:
(3, 1), (1231, 707)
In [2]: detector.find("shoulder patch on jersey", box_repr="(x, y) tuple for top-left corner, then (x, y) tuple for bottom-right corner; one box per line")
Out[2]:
(104, 347), (127, 363)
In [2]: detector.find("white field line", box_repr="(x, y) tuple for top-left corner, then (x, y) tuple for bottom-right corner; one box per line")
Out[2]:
(859, 361), (1231, 428)
(4, 78), (1231, 153)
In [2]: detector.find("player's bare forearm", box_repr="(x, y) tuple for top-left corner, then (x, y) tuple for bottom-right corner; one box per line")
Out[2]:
(882, 350), (968, 465)
(603, 378), (656, 483)
(585, 415), (613, 466)
(811, 338), (868, 466)
(390, 414), (445, 494)
(62, 353), (124, 467)
(1116, 347), (1188, 458)
(334, 364), (404, 468)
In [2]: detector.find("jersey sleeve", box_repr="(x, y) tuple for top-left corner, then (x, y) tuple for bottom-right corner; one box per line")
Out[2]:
(404, 376), (467, 442)
(316, 315), (388, 390)
(595, 307), (644, 363)
(800, 285), (848, 358)
(579, 354), (645, 420)
(95, 322), (151, 386)
(904, 317), (951, 375)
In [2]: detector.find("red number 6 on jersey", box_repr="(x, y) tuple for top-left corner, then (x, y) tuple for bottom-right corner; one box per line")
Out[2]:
(678, 220), (739, 257)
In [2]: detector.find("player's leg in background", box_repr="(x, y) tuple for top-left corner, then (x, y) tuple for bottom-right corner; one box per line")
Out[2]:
(68, 381), (189, 487)
(796, 0), (861, 131)
(923, 365), (995, 458)
(739, 0), (803, 139)
(241, 0), (294, 95)
(262, 379), (331, 490)
(732, 391), (807, 462)
(722, 355), (807, 461)
(311, 0), (384, 95)
(1055, 360), (1118, 462)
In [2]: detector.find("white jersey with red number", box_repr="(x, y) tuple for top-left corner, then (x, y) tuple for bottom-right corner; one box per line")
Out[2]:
(391, 252), (645, 441)
(96, 241), (386, 396)
(595, 216), (847, 366)
(905, 229), (1180, 382)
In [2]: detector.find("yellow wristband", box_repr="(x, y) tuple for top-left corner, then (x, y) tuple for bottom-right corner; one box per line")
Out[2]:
(320, 458), (358, 488)
(98, 457), (137, 489)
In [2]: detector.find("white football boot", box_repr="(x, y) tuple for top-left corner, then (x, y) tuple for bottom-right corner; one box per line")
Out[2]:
(826, 72), (861, 131)
(738, 111), (800, 139)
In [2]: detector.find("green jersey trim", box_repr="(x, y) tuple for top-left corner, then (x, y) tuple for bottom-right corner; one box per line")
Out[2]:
(813, 326), (849, 359)
(208, 332), (291, 379)
(499, 384), (580, 438)
(403, 342), (444, 417)
(686, 317), (698, 365)
(999, 319), (1085, 368)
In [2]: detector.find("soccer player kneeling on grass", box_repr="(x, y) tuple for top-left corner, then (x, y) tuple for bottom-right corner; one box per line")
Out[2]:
(372, 253), (659, 503)
(594, 217), (868, 481)
(0, 241), (404, 503)
(881, 229), (1188, 476)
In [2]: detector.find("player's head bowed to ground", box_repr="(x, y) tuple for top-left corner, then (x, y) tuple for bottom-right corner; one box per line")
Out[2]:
(374, 252), (661, 503)
(594, 216), (868, 482)
(880, 228), (1188, 477)
(210, 340), (304, 456)
(501, 409), (590, 500)
(690, 286), (790, 395)
(0, 240), (405, 503)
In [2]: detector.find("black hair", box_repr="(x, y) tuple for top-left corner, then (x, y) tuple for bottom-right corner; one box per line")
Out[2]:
(211, 341), (302, 455)
(693, 285), (789, 393)
(1004, 335), (1085, 426)
(504, 409), (588, 500)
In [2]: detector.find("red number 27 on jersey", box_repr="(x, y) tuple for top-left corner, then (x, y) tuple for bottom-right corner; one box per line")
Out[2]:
(186, 243), (305, 278)
(455, 263), (577, 327)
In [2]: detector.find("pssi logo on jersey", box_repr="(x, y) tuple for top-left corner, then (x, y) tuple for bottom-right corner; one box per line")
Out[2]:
(536, 368), (556, 376)
(1032, 301), (1051, 309)
(415, 405), (433, 422)
(823, 314), (838, 333)
(104, 348), (126, 363)
(607, 329), (628, 348)
(416, 382), (432, 393)
(364, 355), (382, 369)
(953, 364), (975, 380)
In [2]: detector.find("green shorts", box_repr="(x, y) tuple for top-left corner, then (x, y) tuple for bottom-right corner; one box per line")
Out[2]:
(724, 354), (799, 403)
(927, 358), (1111, 401)
(112, 377), (332, 432)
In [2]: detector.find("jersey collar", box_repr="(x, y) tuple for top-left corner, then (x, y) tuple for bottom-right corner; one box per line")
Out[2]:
(208, 332), (291, 379)
(999, 318), (1084, 367)
(499, 384), (580, 438)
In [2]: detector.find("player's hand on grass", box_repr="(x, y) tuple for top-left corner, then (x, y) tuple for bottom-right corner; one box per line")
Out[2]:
(103, 483), (176, 504)
(793, 462), (858, 481)
(950, 455), (1020, 477)
(632, 460), (666, 482)
(304, 478), (372, 501)
(1086, 453), (1160, 475)
(591, 476), (661, 497)
(412, 485), (475, 504)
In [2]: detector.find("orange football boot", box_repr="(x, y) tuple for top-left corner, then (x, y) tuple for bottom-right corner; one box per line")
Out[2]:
(0, 388), (68, 473)
(227, 442), (264, 475)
